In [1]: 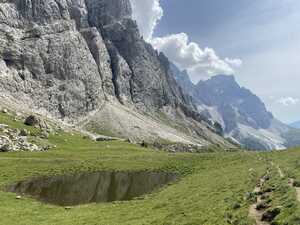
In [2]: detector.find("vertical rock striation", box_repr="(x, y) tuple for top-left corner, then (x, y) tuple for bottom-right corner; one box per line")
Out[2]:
(0, 0), (231, 147)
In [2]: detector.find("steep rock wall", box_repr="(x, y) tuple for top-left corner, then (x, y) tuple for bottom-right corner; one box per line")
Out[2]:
(0, 0), (231, 147)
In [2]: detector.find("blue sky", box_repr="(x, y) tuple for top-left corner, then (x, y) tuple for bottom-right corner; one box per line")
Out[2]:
(130, 0), (300, 123)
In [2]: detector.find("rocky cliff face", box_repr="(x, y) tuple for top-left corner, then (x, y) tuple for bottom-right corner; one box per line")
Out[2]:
(171, 63), (197, 100)
(171, 66), (293, 150)
(0, 0), (195, 115)
(0, 0), (107, 119)
(195, 75), (273, 132)
(0, 0), (231, 148)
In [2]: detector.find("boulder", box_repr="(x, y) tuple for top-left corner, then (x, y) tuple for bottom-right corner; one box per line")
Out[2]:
(256, 201), (269, 210)
(262, 207), (281, 222)
(24, 115), (40, 127)
(1, 109), (8, 114)
(96, 136), (115, 142)
(0, 126), (49, 152)
(0, 135), (13, 152)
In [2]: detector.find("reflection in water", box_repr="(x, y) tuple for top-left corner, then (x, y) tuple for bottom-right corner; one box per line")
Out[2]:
(8, 171), (177, 206)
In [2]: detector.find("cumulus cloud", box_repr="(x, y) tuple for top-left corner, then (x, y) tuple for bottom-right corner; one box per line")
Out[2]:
(130, 0), (242, 81)
(225, 58), (243, 67)
(151, 33), (242, 81)
(276, 97), (299, 106)
(130, 0), (163, 41)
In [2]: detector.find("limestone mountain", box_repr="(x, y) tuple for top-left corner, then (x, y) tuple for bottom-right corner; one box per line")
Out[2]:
(195, 75), (273, 133)
(172, 65), (294, 150)
(0, 0), (232, 149)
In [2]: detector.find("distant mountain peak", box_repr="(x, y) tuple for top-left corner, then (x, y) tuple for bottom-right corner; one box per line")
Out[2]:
(171, 65), (292, 150)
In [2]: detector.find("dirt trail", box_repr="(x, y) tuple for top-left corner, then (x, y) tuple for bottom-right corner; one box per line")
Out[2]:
(275, 162), (300, 203)
(275, 163), (300, 203)
(277, 166), (284, 178)
(249, 161), (283, 225)
(249, 161), (300, 225)
(249, 176), (271, 225)
(288, 178), (300, 202)
(296, 187), (300, 202)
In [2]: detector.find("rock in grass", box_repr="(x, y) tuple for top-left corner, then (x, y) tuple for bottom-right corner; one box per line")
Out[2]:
(1, 108), (8, 114)
(0, 136), (13, 152)
(0, 128), (47, 152)
(293, 180), (300, 187)
(232, 202), (241, 209)
(96, 137), (113, 142)
(24, 115), (40, 127)
(256, 201), (269, 210)
(19, 129), (29, 137)
(140, 141), (149, 148)
(262, 207), (281, 222)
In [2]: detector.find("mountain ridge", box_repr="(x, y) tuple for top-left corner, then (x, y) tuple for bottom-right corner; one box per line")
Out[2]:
(1, 0), (297, 151)
(0, 0), (232, 149)
(171, 64), (295, 150)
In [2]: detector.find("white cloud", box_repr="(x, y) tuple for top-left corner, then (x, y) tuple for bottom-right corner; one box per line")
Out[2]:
(276, 97), (299, 106)
(130, 0), (242, 82)
(151, 33), (241, 81)
(130, 0), (163, 41)
(225, 58), (243, 67)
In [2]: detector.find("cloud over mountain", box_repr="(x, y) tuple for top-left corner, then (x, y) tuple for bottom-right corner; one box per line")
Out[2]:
(130, 0), (241, 81)
(130, 0), (163, 41)
(225, 58), (243, 67)
(151, 33), (242, 81)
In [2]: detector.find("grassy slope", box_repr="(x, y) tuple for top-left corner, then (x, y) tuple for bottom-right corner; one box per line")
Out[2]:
(266, 149), (300, 224)
(0, 112), (299, 225)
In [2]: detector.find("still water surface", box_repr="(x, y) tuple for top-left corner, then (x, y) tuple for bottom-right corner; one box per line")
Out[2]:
(8, 171), (178, 206)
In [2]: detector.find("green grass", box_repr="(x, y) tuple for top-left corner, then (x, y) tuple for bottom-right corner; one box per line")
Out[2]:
(0, 112), (41, 135)
(264, 150), (300, 224)
(0, 112), (299, 225)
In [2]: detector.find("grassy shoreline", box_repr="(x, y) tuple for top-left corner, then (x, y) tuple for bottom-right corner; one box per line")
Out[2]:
(0, 112), (299, 224)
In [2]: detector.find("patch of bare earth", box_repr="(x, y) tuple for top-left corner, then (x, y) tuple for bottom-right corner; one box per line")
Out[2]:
(277, 163), (300, 203)
(288, 178), (300, 202)
(249, 176), (271, 225)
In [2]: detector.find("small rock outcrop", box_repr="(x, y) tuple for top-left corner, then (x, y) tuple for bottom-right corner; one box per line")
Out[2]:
(0, 124), (48, 152)
(24, 115), (51, 131)
(24, 115), (40, 127)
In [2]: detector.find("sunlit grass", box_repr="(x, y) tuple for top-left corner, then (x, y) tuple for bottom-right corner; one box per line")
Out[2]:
(1, 112), (299, 224)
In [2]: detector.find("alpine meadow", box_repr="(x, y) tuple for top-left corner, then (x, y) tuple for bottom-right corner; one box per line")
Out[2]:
(0, 1), (300, 225)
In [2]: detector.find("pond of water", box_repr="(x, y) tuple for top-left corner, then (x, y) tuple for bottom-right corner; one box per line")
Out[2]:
(8, 171), (177, 206)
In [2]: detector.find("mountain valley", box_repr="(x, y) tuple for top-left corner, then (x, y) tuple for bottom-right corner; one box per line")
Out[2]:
(0, 1), (300, 224)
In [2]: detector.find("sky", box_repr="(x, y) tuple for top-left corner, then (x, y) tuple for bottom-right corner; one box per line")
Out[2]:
(130, 0), (300, 124)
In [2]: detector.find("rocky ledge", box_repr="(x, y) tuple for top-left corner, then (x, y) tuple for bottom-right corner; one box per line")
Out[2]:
(0, 114), (54, 152)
